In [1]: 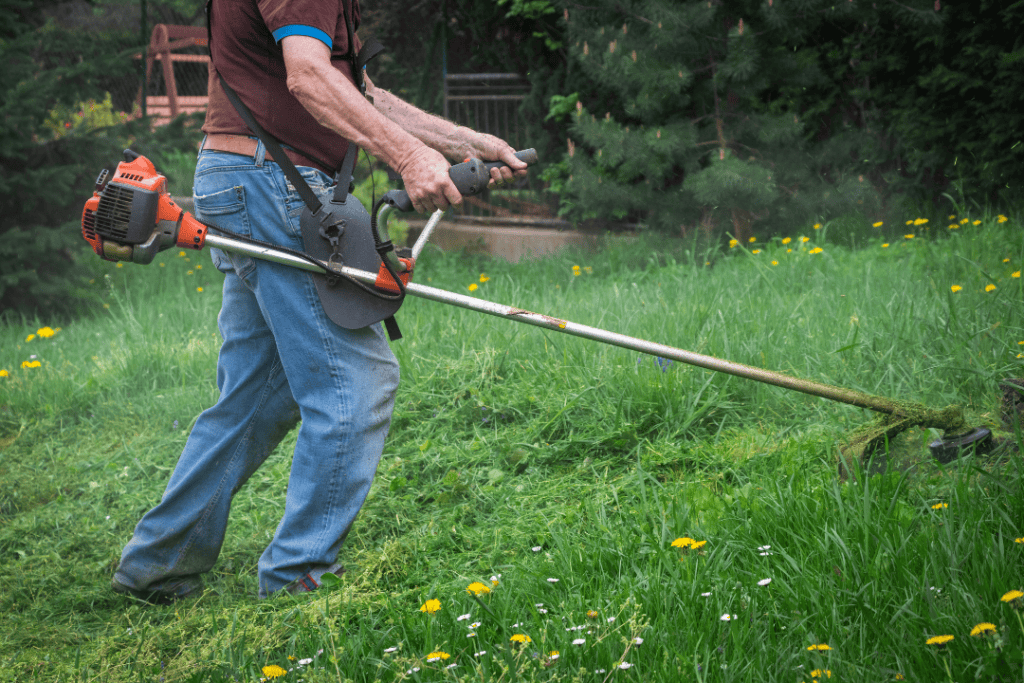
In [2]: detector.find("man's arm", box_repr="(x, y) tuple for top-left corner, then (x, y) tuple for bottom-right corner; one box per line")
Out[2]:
(281, 35), (525, 213)
(365, 75), (527, 180)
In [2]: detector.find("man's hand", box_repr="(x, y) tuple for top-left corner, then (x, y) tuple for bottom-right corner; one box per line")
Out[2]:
(458, 131), (530, 187)
(396, 146), (463, 214)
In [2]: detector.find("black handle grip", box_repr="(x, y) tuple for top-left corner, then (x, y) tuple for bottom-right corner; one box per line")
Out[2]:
(387, 149), (537, 213)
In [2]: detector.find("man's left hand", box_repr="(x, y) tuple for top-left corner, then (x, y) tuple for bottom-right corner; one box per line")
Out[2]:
(460, 132), (529, 187)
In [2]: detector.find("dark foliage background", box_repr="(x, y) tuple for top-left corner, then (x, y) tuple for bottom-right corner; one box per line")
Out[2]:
(1, 0), (1020, 317)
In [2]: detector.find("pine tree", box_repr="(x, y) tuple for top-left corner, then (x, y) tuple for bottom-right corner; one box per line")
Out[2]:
(548, 0), (940, 239)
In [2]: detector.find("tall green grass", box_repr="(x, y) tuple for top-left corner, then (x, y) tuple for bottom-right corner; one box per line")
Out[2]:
(0, 212), (1022, 682)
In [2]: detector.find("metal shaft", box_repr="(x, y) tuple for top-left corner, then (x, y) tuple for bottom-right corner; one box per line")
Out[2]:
(204, 232), (906, 417)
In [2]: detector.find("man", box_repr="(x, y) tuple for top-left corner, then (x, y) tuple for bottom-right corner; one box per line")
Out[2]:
(112, 0), (526, 601)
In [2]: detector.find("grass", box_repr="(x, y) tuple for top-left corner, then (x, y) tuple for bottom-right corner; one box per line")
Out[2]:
(0, 210), (1022, 682)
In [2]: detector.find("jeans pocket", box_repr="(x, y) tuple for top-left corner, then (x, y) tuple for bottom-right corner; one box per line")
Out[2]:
(194, 184), (254, 277)
(285, 168), (332, 219)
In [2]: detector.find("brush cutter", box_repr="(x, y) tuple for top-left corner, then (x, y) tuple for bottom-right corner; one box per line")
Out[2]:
(81, 149), (989, 471)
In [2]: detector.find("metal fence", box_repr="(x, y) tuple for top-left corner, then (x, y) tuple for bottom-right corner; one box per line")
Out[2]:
(443, 73), (558, 224)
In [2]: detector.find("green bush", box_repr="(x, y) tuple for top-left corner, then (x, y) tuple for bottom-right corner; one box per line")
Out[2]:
(0, 19), (202, 318)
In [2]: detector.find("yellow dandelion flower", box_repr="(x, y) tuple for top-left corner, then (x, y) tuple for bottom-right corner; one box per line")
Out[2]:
(479, 274), (490, 283)
(466, 582), (491, 596)
(587, 610), (599, 618)
(787, 248), (793, 253)
(948, 215), (956, 220)
(197, 287), (204, 293)
(0, 369), (9, 378)
(691, 540), (707, 549)
(800, 236), (810, 243)
(21, 360), (41, 369)
(782, 237), (792, 245)
(1015, 537), (1024, 543)
(1012, 271), (1020, 278)
(809, 247), (823, 255)
(950, 285), (962, 293)
(748, 236), (757, 242)
(468, 283), (478, 292)
(771, 260), (778, 266)
(262, 665), (288, 678)
(926, 634), (954, 646)
(813, 223), (822, 230)
(960, 218), (969, 225)
(752, 249), (761, 254)
(904, 234), (915, 239)
(970, 622), (996, 636)
(931, 503), (948, 509)
(510, 634), (532, 643)
(25, 334), (35, 342)
(729, 239), (738, 248)
(906, 220), (913, 225)
(572, 265), (581, 276)
(426, 651), (451, 662)
(882, 243), (889, 248)
(178, 250), (187, 257)
(810, 670), (831, 679)
(997, 215), (1008, 223)
(420, 598), (441, 614)
(913, 218), (928, 226)
(972, 219), (981, 225)
(985, 284), (996, 292)
(37, 326), (56, 338)
(948, 224), (959, 230)
(116, 262), (124, 268)
(1000, 590), (1023, 602)
(671, 537), (695, 548)
(872, 221), (884, 227)
(806, 643), (831, 651)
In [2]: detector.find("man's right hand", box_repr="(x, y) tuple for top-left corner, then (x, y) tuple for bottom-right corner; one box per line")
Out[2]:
(396, 146), (463, 214)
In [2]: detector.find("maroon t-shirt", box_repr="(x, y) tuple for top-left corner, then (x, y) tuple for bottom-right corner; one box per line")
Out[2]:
(204, 0), (363, 171)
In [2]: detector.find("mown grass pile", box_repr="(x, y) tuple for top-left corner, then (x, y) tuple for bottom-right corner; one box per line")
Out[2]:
(0, 212), (1022, 682)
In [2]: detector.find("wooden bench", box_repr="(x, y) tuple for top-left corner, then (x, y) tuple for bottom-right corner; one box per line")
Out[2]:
(135, 24), (209, 126)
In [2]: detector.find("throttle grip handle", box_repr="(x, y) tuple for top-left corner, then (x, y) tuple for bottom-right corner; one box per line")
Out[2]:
(384, 149), (537, 213)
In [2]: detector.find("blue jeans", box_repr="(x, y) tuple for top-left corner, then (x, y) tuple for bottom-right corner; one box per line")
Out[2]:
(114, 140), (400, 598)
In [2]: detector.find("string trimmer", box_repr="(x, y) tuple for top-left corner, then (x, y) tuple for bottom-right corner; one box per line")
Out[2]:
(81, 150), (987, 472)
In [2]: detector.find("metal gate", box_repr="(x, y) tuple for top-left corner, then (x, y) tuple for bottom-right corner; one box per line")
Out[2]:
(443, 73), (557, 223)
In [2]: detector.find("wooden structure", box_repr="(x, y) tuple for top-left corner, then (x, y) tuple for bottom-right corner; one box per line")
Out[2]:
(136, 24), (209, 125)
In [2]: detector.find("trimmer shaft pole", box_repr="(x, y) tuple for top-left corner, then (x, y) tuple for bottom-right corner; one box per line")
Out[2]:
(204, 233), (903, 418)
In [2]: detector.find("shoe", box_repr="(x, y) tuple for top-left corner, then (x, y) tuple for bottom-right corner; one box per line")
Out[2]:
(282, 565), (345, 595)
(112, 576), (202, 604)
